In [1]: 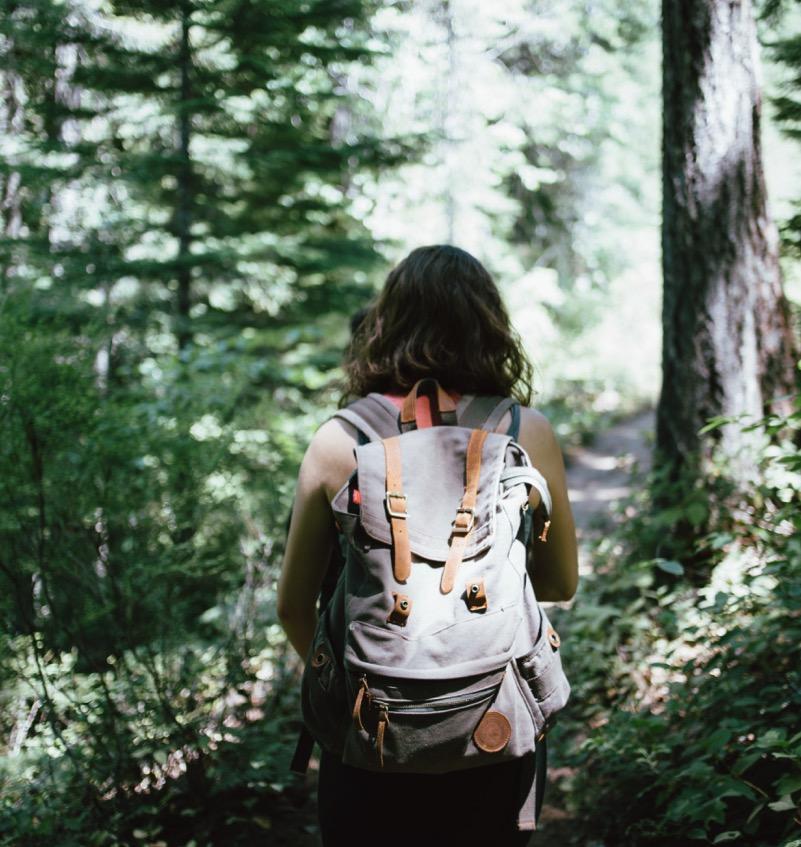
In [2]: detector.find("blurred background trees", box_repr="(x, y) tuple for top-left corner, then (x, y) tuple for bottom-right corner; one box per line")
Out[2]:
(1, 0), (799, 845)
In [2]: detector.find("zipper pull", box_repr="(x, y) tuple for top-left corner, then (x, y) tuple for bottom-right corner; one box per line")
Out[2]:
(352, 674), (370, 732)
(538, 519), (551, 542)
(375, 704), (389, 768)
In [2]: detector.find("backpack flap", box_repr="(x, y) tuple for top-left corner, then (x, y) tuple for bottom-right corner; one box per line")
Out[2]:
(352, 426), (511, 563)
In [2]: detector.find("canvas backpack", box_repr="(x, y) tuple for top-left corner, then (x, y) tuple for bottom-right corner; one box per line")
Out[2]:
(289, 377), (571, 831)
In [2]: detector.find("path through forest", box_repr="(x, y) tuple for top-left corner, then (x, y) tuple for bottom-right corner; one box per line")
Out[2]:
(566, 406), (655, 575)
(284, 407), (656, 846)
(533, 406), (655, 846)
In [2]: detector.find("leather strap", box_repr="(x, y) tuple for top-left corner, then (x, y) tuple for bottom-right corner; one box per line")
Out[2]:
(383, 435), (411, 583)
(400, 377), (458, 431)
(375, 709), (389, 767)
(440, 428), (488, 593)
(387, 591), (412, 625)
(352, 676), (369, 731)
(465, 577), (488, 611)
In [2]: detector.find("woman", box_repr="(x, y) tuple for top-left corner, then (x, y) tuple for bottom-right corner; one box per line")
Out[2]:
(278, 244), (579, 845)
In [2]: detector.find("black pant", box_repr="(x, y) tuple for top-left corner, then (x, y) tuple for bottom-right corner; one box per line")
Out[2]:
(317, 740), (546, 847)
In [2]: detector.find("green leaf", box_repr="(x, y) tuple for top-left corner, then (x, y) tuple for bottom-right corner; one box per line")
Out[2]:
(654, 559), (684, 576)
(685, 501), (707, 526)
(776, 773), (801, 796)
(699, 415), (736, 434)
(768, 795), (797, 812)
(713, 833), (741, 843)
(732, 751), (763, 775)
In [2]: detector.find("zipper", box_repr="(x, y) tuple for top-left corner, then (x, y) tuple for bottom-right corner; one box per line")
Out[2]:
(368, 680), (500, 715)
(353, 672), (503, 768)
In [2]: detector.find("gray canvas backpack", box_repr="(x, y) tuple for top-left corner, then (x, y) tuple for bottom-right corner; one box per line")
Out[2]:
(291, 377), (571, 831)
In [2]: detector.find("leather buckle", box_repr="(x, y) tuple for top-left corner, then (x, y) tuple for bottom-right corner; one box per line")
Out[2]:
(452, 507), (475, 534)
(385, 491), (407, 519)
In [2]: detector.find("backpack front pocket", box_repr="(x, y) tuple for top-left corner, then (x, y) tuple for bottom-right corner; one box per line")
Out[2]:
(342, 659), (536, 772)
(300, 608), (349, 756)
(343, 667), (504, 772)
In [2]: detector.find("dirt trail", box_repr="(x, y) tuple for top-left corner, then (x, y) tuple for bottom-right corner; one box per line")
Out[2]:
(566, 407), (655, 576)
(291, 409), (657, 845)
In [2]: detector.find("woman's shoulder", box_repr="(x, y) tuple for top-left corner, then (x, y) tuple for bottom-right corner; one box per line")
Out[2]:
(518, 404), (554, 432)
(516, 405), (564, 474)
(303, 414), (360, 492)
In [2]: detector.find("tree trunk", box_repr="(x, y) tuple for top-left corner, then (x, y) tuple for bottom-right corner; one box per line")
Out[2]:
(658, 0), (799, 490)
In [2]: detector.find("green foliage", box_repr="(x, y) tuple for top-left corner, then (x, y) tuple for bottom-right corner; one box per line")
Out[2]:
(0, 632), (305, 847)
(0, 1), (408, 839)
(555, 394), (801, 846)
(0, 0), (797, 843)
(538, 376), (651, 449)
(762, 2), (801, 260)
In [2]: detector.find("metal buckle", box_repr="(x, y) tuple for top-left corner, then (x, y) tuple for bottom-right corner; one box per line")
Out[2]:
(452, 507), (475, 534)
(385, 491), (407, 519)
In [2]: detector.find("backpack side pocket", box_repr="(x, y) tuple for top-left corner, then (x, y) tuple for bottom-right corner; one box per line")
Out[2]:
(514, 608), (571, 738)
(300, 607), (349, 756)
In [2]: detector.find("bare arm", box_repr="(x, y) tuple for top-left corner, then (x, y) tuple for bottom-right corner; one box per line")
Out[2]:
(276, 419), (356, 661)
(517, 407), (579, 602)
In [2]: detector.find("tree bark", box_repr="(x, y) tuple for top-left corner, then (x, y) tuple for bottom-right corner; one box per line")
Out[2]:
(658, 0), (799, 488)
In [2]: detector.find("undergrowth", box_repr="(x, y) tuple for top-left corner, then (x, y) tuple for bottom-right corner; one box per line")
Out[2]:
(548, 397), (801, 846)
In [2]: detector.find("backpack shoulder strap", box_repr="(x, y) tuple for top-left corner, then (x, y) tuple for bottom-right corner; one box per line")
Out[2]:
(458, 394), (519, 433)
(456, 394), (499, 428)
(330, 393), (401, 442)
(482, 396), (518, 432)
(333, 392), (519, 439)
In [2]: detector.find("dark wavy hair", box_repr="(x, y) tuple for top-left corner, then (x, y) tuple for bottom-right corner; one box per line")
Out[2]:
(340, 245), (534, 406)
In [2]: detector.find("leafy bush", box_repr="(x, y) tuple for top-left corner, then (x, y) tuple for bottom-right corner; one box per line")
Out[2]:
(0, 292), (311, 846)
(555, 397), (801, 846)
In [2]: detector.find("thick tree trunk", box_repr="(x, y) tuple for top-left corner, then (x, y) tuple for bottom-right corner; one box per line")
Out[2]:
(658, 0), (799, 488)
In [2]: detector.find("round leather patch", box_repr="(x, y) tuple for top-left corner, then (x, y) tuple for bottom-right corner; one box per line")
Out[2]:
(473, 709), (511, 753)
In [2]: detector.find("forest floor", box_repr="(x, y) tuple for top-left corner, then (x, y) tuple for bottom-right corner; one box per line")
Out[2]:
(283, 406), (656, 846)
